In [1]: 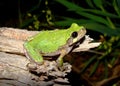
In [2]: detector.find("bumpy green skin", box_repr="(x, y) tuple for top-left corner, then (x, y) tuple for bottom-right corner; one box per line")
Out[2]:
(24, 23), (84, 64)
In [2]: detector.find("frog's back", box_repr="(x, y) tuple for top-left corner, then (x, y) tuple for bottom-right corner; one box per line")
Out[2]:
(28, 29), (71, 53)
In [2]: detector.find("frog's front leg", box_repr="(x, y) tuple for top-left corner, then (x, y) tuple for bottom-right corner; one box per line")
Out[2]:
(56, 49), (67, 67)
(56, 38), (73, 67)
(24, 42), (44, 65)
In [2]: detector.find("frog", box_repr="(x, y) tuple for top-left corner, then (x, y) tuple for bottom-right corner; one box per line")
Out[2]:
(23, 23), (86, 67)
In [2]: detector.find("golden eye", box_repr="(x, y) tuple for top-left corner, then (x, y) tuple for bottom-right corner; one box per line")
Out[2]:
(72, 31), (78, 38)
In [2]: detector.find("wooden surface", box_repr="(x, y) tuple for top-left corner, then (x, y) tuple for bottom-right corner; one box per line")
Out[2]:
(0, 27), (119, 86)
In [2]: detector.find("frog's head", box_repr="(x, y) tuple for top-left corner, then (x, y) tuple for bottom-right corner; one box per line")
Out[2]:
(68, 23), (86, 46)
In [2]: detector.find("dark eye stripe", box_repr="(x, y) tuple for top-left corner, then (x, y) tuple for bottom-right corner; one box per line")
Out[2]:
(79, 36), (85, 44)
(72, 31), (78, 38)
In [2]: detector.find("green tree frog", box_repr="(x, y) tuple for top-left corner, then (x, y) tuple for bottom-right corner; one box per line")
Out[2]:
(24, 23), (86, 66)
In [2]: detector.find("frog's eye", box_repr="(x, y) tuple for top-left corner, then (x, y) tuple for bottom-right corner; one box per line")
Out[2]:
(72, 31), (78, 38)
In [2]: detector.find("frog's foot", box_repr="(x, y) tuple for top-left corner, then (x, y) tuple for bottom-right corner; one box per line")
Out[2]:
(27, 61), (44, 71)
(56, 58), (71, 71)
(58, 62), (72, 72)
(56, 56), (66, 71)
(27, 62), (37, 70)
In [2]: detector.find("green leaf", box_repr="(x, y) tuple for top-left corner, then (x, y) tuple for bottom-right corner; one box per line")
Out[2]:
(117, 0), (120, 8)
(93, 0), (102, 8)
(80, 56), (96, 73)
(104, 59), (108, 78)
(55, 0), (84, 11)
(54, 17), (96, 26)
(113, 0), (120, 16)
(110, 57), (116, 65)
(86, 0), (94, 8)
(84, 9), (120, 18)
(55, 0), (115, 26)
(76, 11), (109, 26)
(83, 23), (120, 36)
(89, 60), (100, 76)
(20, 18), (34, 28)
(54, 21), (73, 26)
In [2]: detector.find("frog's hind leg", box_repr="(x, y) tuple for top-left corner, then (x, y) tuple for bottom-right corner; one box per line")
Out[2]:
(24, 42), (44, 65)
